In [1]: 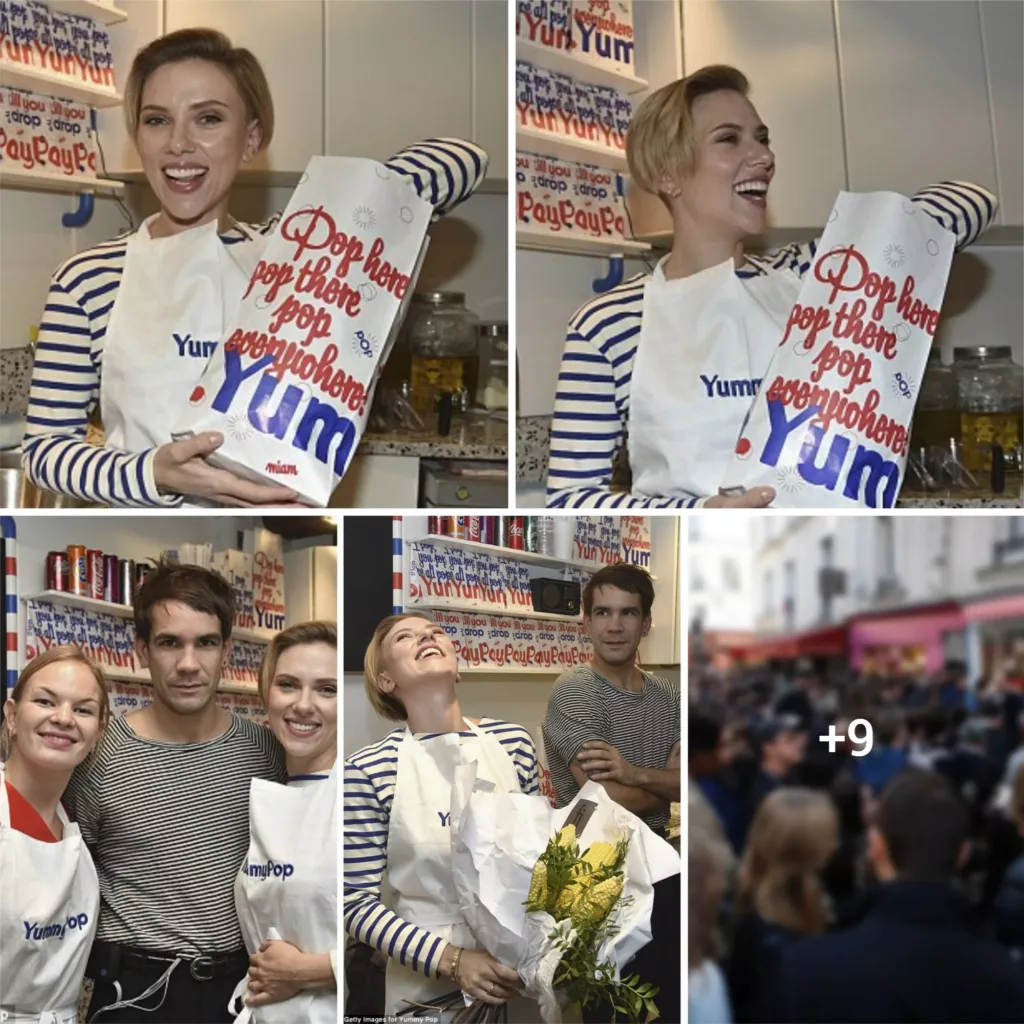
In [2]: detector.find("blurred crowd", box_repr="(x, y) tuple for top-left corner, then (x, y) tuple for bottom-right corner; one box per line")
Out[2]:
(689, 660), (1024, 1023)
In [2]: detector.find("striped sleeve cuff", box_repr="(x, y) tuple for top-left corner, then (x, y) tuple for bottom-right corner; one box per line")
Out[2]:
(911, 181), (998, 251)
(385, 138), (488, 218)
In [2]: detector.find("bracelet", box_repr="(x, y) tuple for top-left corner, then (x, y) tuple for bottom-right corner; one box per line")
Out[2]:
(449, 946), (463, 982)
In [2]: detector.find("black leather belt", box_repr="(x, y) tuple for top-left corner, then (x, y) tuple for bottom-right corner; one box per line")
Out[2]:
(88, 940), (249, 982)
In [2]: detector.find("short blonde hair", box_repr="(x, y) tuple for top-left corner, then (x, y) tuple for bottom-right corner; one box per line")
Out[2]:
(1, 646), (110, 761)
(364, 613), (438, 723)
(257, 621), (337, 706)
(123, 28), (274, 148)
(627, 64), (749, 199)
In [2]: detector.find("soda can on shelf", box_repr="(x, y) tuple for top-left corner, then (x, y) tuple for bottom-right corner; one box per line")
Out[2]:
(46, 551), (69, 592)
(86, 549), (104, 601)
(508, 516), (525, 551)
(450, 516), (467, 540)
(102, 554), (120, 604)
(467, 516), (482, 543)
(480, 517), (496, 545)
(119, 559), (136, 606)
(427, 515), (442, 536)
(524, 517), (538, 553)
(67, 545), (88, 596)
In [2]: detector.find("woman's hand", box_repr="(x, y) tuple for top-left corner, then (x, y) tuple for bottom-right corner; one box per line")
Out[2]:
(457, 948), (521, 1006)
(245, 940), (334, 1006)
(704, 486), (775, 508)
(153, 432), (303, 506)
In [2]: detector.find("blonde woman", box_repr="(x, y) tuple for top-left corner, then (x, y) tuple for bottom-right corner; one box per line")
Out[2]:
(727, 787), (838, 1022)
(232, 621), (338, 1023)
(22, 27), (487, 509)
(344, 613), (538, 1020)
(546, 64), (998, 509)
(0, 647), (110, 1023)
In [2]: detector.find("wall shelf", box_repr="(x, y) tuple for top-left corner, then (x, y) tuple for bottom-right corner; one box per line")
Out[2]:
(413, 535), (599, 573)
(0, 63), (121, 107)
(0, 168), (125, 196)
(46, 1), (128, 25)
(516, 227), (650, 257)
(517, 126), (627, 171)
(412, 601), (583, 624)
(516, 38), (648, 94)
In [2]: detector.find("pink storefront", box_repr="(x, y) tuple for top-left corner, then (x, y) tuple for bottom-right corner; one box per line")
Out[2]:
(848, 602), (966, 677)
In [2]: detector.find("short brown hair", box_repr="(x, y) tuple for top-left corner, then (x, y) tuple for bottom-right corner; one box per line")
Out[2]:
(1, 646), (110, 761)
(583, 563), (655, 618)
(257, 621), (337, 705)
(363, 613), (438, 723)
(627, 64), (749, 199)
(134, 561), (235, 644)
(123, 28), (274, 148)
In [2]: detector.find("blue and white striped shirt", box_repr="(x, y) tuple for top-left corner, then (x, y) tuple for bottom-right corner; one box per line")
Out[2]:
(21, 138), (487, 508)
(343, 720), (539, 980)
(545, 181), (998, 508)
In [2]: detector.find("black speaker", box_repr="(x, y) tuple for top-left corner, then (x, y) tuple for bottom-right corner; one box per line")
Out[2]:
(530, 577), (581, 616)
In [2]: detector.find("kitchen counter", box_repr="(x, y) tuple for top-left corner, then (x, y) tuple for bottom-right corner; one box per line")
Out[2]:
(359, 414), (508, 461)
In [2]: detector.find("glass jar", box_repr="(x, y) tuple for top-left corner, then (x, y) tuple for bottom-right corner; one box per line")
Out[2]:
(476, 321), (508, 411)
(905, 350), (961, 494)
(406, 291), (480, 416)
(953, 346), (1024, 497)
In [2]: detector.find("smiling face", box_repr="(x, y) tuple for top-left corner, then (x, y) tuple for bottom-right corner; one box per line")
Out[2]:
(136, 600), (228, 715)
(135, 58), (261, 234)
(583, 585), (650, 669)
(378, 616), (459, 705)
(266, 642), (337, 772)
(668, 89), (775, 241)
(4, 661), (105, 772)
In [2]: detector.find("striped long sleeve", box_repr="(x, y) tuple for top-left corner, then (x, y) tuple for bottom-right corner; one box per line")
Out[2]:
(545, 180), (998, 508)
(344, 723), (539, 979)
(21, 138), (488, 507)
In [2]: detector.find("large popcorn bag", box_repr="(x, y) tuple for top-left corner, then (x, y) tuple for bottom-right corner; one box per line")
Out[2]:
(173, 156), (432, 506)
(721, 191), (956, 508)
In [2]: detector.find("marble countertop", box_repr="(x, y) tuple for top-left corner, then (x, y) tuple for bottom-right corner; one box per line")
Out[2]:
(360, 413), (508, 460)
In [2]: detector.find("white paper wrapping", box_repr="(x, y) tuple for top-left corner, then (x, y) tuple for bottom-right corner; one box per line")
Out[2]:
(721, 190), (956, 507)
(173, 156), (432, 506)
(449, 766), (679, 1023)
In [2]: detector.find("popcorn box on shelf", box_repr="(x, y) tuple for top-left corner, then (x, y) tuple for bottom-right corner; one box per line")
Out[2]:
(90, 19), (114, 88)
(245, 528), (285, 633)
(515, 60), (537, 129)
(52, 603), (73, 648)
(3, 1), (36, 69)
(571, 79), (599, 143)
(517, 0), (572, 51)
(618, 516), (651, 568)
(592, 85), (617, 142)
(571, 0), (635, 75)
(614, 91), (633, 140)
(517, 152), (576, 237)
(83, 608), (105, 664)
(24, 601), (54, 660)
(48, 8), (75, 74)
(720, 191), (957, 508)
(532, 64), (559, 134)
(214, 549), (255, 630)
(25, 0), (50, 71)
(173, 157), (433, 507)
(569, 162), (627, 240)
(551, 71), (577, 136)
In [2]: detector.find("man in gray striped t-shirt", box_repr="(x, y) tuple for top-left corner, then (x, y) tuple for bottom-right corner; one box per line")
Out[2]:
(542, 564), (680, 835)
(63, 563), (285, 1023)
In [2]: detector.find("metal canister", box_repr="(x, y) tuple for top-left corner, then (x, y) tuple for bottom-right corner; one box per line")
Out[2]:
(467, 516), (482, 543)
(119, 559), (136, 606)
(533, 516), (557, 555)
(524, 517), (538, 553)
(86, 549), (104, 601)
(46, 551), (69, 592)
(450, 516), (467, 540)
(495, 516), (510, 548)
(507, 516), (525, 551)
(102, 554), (120, 604)
(67, 544), (88, 596)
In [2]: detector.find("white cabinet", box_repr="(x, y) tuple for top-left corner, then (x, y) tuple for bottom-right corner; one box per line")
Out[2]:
(325, 0), (472, 163)
(836, 0), (998, 200)
(979, 0), (1023, 227)
(163, 0), (323, 174)
(95, 0), (163, 174)
(284, 545), (338, 626)
(472, 0), (507, 180)
(681, 0), (847, 229)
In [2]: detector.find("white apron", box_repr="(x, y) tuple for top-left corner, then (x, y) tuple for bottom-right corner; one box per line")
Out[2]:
(0, 766), (100, 1024)
(100, 215), (266, 493)
(229, 769), (338, 1024)
(385, 721), (523, 1020)
(629, 255), (802, 499)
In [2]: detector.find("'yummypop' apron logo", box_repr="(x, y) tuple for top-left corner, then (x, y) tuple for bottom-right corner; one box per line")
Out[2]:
(23, 913), (89, 941)
(243, 859), (295, 880)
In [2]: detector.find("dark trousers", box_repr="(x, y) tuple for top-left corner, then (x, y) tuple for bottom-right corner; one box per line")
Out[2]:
(87, 957), (241, 1024)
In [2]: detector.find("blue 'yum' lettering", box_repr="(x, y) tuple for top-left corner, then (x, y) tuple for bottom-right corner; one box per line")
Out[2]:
(173, 333), (218, 359)
(700, 374), (762, 399)
(23, 912), (89, 941)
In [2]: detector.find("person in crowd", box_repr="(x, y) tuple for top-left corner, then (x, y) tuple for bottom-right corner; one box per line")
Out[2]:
(936, 661), (969, 711)
(853, 708), (909, 798)
(542, 563), (680, 835)
(344, 613), (531, 1020)
(545, 63), (997, 509)
(992, 763), (1024, 957)
(690, 787), (736, 1024)
(727, 788), (839, 1022)
(21, 28), (486, 509)
(690, 710), (747, 854)
(761, 770), (1024, 1023)
(66, 562), (285, 1022)
(0, 648), (109, 1023)
(745, 714), (807, 824)
(232, 622), (338, 1023)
